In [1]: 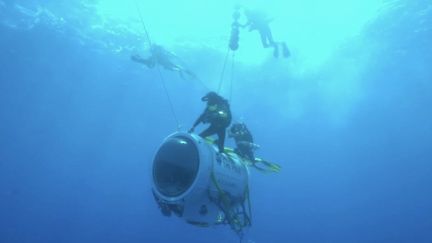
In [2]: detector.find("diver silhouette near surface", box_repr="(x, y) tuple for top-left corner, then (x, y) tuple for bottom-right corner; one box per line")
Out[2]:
(241, 8), (290, 58)
(131, 44), (197, 80)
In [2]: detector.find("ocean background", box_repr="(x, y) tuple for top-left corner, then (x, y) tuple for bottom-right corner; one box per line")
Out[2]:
(1, 0), (431, 242)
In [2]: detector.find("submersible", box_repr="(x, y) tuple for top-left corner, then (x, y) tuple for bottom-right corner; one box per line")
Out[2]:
(151, 132), (251, 229)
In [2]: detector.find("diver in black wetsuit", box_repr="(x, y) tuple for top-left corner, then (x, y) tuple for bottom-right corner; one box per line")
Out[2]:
(229, 122), (259, 161)
(189, 92), (232, 153)
(229, 122), (282, 173)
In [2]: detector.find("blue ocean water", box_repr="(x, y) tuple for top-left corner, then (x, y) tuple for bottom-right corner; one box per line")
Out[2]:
(0, 0), (431, 242)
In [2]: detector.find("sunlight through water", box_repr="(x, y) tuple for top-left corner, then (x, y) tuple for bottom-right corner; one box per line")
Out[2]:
(95, 0), (386, 68)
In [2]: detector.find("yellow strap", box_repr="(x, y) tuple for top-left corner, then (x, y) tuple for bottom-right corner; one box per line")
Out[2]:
(210, 169), (251, 232)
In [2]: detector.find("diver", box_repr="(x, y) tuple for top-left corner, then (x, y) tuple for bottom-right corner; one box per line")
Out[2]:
(228, 122), (259, 161)
(229, 122), (281, 173)
(188, 92), (232, 153)
(131, 44), (196, 80)
(241, 8), (290, 58)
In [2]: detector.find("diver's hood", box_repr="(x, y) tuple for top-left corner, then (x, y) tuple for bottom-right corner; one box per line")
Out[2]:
(201, 92), (218, 102)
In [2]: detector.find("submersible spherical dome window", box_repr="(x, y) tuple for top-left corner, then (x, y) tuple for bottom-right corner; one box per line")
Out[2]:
(153, 137), (200, 197)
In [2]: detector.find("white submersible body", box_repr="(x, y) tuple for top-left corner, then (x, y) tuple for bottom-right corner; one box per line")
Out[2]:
(152, 132), (251, 231)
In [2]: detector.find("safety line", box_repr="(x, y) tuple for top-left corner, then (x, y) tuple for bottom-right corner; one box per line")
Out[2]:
(135, 1), (153, 46)
(156, 66), (180, 128)
(229, 51), (236, 103)
(217, 48), (231, 93)
(135, 1), (180, 129)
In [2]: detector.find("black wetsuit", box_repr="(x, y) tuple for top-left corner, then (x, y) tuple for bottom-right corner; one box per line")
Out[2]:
(231, 124), (255, 161)
(193, 99), (232, 152)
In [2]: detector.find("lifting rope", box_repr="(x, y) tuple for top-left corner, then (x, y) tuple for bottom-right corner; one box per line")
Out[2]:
(135, 1), (180, 129)
(217, 49), (236, 103)
(155, 66), (180, 128)
(218, 5), (241, 102)
(229, 51), (236, 103)
(135, 1), (153, 47)
(217, 48), (231, 93)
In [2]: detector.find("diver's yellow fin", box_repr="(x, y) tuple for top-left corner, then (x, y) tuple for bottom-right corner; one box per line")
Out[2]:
(204, 137), (281, 173)
(253, 158), (281, 173)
